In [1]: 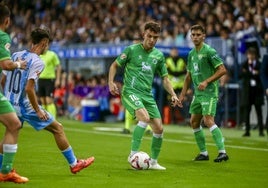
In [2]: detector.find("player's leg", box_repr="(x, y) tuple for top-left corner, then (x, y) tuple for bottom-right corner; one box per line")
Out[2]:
(191, 114), (209, 160)
(130, 108), (149, 154)
(38, 79), (57, 118)
(123, 110), (133, 134)
(0, 110), (28, 183)
(45, 121), (94, 173)
(148, 118), (165, 170)
(202, 97), (228, 162)
(189, 97), (208, 160)
(45, 96), (57, 118)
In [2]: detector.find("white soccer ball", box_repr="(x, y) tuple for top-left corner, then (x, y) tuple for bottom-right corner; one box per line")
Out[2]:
(129, 151), (150, 170)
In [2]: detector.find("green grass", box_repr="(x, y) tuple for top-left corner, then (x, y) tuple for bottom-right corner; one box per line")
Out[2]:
(1, 118), (268, 188)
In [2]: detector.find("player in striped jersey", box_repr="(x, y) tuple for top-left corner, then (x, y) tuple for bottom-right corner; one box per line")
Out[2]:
(1, 28), (94, 175)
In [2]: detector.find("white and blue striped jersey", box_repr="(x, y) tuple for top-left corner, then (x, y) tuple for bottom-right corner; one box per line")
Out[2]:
(3, 50), (54, 130)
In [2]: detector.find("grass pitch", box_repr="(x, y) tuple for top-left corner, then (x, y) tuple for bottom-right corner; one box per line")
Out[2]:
(1, 118), (268, 188)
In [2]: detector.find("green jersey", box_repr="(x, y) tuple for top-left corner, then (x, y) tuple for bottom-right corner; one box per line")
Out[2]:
(116, 43), (168, 94)
(187, 43), (223, 97)
(0, 30), (15, 114)
(39, 50), (60, 79)
(0, 30), (11, 73)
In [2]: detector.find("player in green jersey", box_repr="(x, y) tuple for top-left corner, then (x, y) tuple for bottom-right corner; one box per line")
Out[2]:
(108, 21), (179, 170)
(0, 2), (28, 183)
(178, 24), (229, 162)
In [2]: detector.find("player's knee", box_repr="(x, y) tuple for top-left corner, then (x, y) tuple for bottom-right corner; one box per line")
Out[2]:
(7, 119), (22, 132)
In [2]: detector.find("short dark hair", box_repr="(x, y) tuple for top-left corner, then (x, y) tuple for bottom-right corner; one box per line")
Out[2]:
(30, 28), (50, 44)
(190, 24), (205, 34)
(246, 47), (257, 55)
(144, 21), (161, 33)
(0, 2), (10, 24)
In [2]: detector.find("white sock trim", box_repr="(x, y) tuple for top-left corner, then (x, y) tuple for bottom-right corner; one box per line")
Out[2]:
(193, 126), (202, 133)
(153, 133), (163, 138)
(209, 124), (218, 132)
(3, 144), (18, 153)
(137, 121), (148, 128)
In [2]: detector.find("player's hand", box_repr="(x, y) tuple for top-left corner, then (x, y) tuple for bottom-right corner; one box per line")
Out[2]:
(198, 80), (208, 91)
(177, 95), (184, 108)
(36, 109), (49, 121)
(170, 95), (179, 107)
(16, 58), (27, 70)
(109, 82), (120, 96)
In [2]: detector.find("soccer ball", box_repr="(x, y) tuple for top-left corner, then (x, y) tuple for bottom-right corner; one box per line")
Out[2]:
(129, 151), (150, 170)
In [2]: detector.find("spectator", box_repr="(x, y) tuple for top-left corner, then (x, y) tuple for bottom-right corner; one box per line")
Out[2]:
(240, 47), (264, 137)
(165, 47), (188, 124)
(260, 54), (268, 136)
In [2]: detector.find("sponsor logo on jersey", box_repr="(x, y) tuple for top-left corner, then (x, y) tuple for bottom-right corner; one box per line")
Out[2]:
(141, 62), (151, 72)
(120, 53), (127, 59)
(5, 43), (11, 52)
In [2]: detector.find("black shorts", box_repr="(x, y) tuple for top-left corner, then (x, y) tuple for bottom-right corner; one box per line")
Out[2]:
(38, 79), (55, 97)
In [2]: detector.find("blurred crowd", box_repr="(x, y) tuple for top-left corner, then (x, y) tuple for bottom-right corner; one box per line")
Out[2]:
(6, 0), (268, 49)
(4, 0), (268, 127)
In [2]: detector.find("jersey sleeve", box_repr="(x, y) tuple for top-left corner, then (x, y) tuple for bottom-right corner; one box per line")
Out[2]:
(0, 33), (11, 61)
(158, 54), (168, 77)
(115, 46), (130, 67)
(209, 48), (223, 68)
(52, 51), (60, 66)
(28, 58), (45, 81)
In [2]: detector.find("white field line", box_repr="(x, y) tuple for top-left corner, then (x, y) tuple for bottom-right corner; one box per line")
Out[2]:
(65, 127), (268, 152)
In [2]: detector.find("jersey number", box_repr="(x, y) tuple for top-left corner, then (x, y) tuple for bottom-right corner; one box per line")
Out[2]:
(8, 70), (22, 94)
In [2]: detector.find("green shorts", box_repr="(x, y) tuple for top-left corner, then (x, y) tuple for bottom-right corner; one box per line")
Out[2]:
(0, 93), (15, 114)
(190, 95), (218, 116)
(121, 90), (161, 119)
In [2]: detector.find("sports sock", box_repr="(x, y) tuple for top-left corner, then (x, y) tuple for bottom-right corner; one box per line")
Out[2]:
(210, 124), (225, 152)
(61, 146), (77, 167)
(47, 103), (57, 118)
(151, 133), (163, 160)
(0, 153), (3, 170)
(193, 127), (207, 153)
(42, 104), (48, 111)
(1, 144), (17, 174)
(125, 110), (133, 130)
(146, 126), (152, 131)
(131, 121), (147, 151)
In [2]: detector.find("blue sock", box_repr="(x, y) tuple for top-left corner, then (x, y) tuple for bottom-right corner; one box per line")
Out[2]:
(0, 154), (3, 170)
(61, 146), (77, 166)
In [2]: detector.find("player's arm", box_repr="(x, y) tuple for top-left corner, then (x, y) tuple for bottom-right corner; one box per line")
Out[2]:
(108, 61), (120, 96)
(0, 73), (7, 90)
(25, 79), (49, 120)
(0, 59), (27, 70)
(162, 75), (179, 107)
(198, 64), (227, 91)
(178, 71), (192, 107)
(55, 64), (62, 88)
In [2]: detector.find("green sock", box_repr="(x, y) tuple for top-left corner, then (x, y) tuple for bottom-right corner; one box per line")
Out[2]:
(194, 128), (207, 152)
(151, 134), (163, 160)
(131, 125), (146, 151)
(211, 126), (225, 150)
(1, 144), (17, 174)
(47, 103), (57, 118)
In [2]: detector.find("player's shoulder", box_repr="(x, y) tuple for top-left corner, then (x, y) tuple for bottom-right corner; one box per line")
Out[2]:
(0, 30), (9, 39)
(203, 43), (216, 52)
